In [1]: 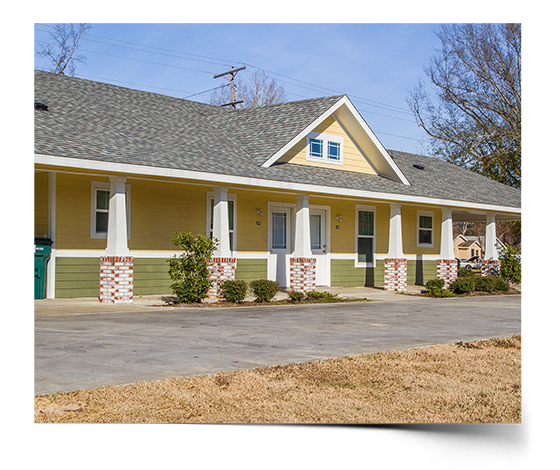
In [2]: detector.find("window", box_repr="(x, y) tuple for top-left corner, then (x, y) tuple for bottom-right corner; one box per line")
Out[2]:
(91, 181), (131, 239)
(355, 206), (376, 266)
(208, 195), (236, 251)
(306, 132), (343, 165)
(271, 211), (287, 249)
(417, 211), (434, 247)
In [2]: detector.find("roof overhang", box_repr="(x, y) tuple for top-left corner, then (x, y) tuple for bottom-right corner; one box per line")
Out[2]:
(260, 95), (411, 186)
(35, 153), (522, 220)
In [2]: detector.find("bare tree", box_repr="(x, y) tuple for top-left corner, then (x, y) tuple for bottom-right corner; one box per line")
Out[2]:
(209, 69), (288, 108)
(408, 24), (521, 189)
(36, 23), (92, 76)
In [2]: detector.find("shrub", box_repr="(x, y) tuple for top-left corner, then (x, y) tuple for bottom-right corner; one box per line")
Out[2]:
(425, 278), (445, 294)
(475, 276), (497, 293)
(250, 279), (280, 302)
(221, 280), (248, 303)
(500, 243), (521, 284)
(449, 277), (476, 294)
(306, 290), (327, 299)
(431, 288), (455, 298)
(167, 232), (218, 304)
(289, 291), (305, 302)
(494, 278), (510, 292)
(457, 267), (475, 278)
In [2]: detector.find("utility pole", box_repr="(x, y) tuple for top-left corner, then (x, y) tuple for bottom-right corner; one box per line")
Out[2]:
(213, 65), (246, 108)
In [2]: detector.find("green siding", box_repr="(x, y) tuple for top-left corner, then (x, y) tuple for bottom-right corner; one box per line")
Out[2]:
(235, 258), (268, 282)
(133, 258), (173, 295)
(55, 257), (100, 298)
(330, 259), (384, 287)
(407, 259), (438, 286)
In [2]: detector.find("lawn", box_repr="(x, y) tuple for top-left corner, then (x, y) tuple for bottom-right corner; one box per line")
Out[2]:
(35, 335), (521, 423)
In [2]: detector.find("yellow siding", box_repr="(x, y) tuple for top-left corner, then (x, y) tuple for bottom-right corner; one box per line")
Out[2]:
(34, 172), (49, 238)
(235, 189), (269, 252)
(56, 174), (107, 250)
(129, 180), (211, 251)
(278, 116), (377, 175)
(402, 205), (442, 256)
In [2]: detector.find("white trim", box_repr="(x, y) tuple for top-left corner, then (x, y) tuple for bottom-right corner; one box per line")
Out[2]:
(355, 204), (377, 268)
(306, 131), (344, 166)
(417, 210), (434, 248)
(36, 154), (521, 217)
(90, 181), (131, 240)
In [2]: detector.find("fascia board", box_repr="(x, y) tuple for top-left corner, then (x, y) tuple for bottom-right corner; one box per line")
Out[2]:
(35, 153), (521, 216)
(334, 96), (410, 185)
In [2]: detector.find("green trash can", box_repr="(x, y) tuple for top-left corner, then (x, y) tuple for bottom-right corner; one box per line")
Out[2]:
(35, 238), (53, 299)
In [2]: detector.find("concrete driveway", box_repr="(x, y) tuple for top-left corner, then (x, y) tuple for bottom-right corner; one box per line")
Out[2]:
(35, 294), (521, 395)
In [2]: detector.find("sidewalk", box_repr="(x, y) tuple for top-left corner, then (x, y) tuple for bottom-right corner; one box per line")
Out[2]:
(34, 285), (427, 315)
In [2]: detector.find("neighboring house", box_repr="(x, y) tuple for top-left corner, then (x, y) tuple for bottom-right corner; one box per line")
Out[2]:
(454, 235), (507, 260)
(34, 71), (521, 302)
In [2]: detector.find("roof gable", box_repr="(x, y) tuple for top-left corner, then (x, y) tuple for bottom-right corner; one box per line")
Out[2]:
(259, 95), (410, 185)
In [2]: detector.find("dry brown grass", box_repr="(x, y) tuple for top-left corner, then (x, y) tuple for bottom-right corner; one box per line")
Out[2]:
(35, 335), (521, 423)
(529, 426), (541, 467)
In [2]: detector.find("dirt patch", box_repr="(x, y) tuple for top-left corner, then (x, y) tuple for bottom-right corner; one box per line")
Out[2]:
(34, 335), (521, 423)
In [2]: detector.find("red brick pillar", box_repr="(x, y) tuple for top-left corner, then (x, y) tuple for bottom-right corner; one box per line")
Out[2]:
(437, 259), (458, 288)
(290, 257), (316, 293)
(208, 257), (236, 298)
(384, 258), (407, 292)
(100, 256), (134, 303)
(481, 259), (501, 277)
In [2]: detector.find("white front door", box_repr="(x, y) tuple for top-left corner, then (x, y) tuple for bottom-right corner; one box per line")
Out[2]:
(310, 208), (328, 286)
(269, 208), (291, 287)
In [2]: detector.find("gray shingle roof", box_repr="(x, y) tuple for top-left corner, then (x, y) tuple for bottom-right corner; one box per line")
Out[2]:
(34, 70), (520, 209)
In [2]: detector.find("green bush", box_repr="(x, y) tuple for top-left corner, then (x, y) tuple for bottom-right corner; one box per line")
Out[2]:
(425, 278), (445, 294)
(494, 278), (510, 292)
(289, 291), (305, 302)
(250, 279), (280, 302)
(449, 277), (476, 294)
(475, 276), (497, 293)
(306, 290), (327, 299)
(500, 243), (521, 284)
(431, 288), (455, 298)
(167, 232), (218, 304)
(221, 280), (248, 303)
(457, 267), (475, 278)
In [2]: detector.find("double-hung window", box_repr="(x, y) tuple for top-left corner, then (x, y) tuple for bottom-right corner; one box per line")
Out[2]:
(417, 211), (434, 247)
(356, 206), (375, 266)
(306, 132), (343, 164)
(91, 181), (131, 239)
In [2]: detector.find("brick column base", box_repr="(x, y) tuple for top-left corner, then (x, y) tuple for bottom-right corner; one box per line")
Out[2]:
(100, 256), (134, 304)
(384, 258), (407, 292)
(208, 258), (236, 298)
(481, 259), (501, 277)
(290, 257), (316, 293)
(437, 259), (458, 288)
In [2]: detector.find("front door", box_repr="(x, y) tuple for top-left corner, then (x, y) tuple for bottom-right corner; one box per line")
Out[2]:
(310, 208), (328, 286)
(270, 208), (291, 287)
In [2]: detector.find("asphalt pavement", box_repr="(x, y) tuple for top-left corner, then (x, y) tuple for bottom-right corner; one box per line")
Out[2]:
(34, 291), (521, 395)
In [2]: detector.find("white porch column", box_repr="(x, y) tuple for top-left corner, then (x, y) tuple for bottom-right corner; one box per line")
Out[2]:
(293, 194), (312, 257)
(105, 176), (129, 256)
(46, 172), (56, 299)
(437, 208), (458, 288)
(385, 203), (406, 292)
(387, 203), (404, 258)
(439, 208), (455, 260)
(101, 176), (133, 304)
(213, 186), (231, 257)
(485, 213), (498, 260)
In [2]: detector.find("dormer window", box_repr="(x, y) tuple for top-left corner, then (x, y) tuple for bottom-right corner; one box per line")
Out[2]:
(306, 132), (343, 165)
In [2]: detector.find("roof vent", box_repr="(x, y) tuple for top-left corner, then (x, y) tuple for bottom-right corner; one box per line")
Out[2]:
(413, 164), (425, 170)
(34, 102), (48, 111)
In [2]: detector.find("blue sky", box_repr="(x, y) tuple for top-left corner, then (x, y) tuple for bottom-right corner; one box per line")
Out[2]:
(34, 23), (442, 154)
